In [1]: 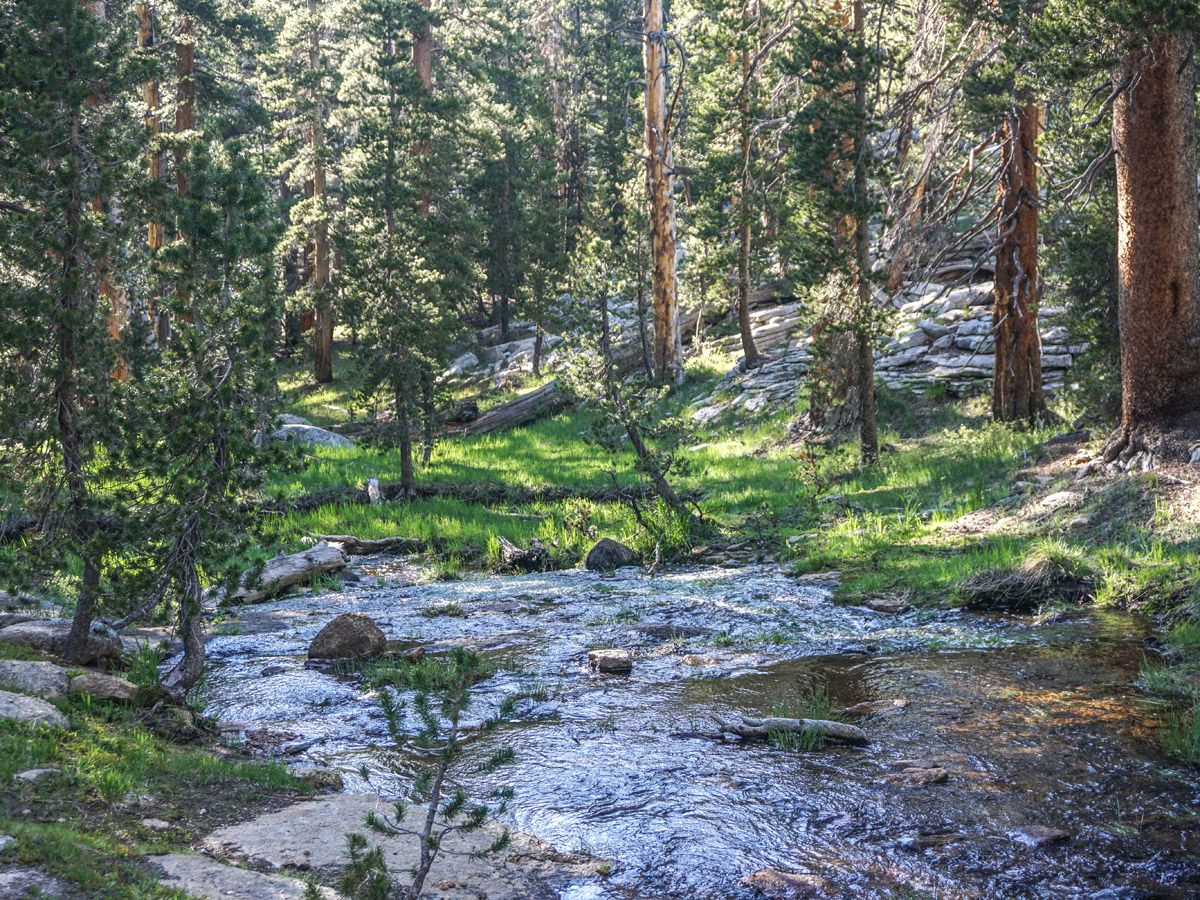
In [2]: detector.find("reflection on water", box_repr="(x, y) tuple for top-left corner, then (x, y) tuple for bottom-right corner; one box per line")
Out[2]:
(195, 566), (1200, 898)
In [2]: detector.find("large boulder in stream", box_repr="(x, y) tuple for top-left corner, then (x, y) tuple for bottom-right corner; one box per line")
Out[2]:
(307, 613), (387, 660)
(585, 538), (636, 572)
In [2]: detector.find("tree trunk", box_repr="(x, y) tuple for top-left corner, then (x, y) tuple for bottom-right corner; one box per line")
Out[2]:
(137, 2), (169, 346)
(396, 387), (417, 498)
(309, 0), (333, 384)
(851, 0), (877, 464)
(735, 0), (760, 369)
(992, 103), (1046, 425)
(643, 0), (683, 384)
(161, 521), (204, 699)
(412, 0), (433, 218)
(1106, 30), (1200, 460)
(233, 541), (349, 603)
(174, 15), (194, 315)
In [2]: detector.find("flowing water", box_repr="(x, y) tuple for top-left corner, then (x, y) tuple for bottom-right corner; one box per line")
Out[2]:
(195, 564), (1200, 898)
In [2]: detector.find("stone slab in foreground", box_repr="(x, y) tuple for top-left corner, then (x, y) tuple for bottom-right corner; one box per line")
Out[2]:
(153, 853), (334, 899)
(200, 794), (602, 899)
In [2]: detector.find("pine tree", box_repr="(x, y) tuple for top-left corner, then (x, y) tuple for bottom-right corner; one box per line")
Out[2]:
(0, 0), (135, 662)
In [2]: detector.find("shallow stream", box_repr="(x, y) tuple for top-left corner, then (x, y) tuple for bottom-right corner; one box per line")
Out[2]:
(195, 564), (1200, 898)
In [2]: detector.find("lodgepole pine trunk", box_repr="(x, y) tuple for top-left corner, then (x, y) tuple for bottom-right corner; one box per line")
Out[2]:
(309, 0), (333, 384)
(174, 15), (194, 317)
(1106, 30), (1200, 460)
(851, 0), (878, 464)
(396, 386), (417, 499)
(137, 2), (169, 345)
(643, 0), (683, 384)
(735, 0), (760, 369)
(992, 103), (1046, 425)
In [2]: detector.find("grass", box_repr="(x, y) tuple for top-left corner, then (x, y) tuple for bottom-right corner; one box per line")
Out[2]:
(767, 684), (842, 751)
(0, 696), (309, 896)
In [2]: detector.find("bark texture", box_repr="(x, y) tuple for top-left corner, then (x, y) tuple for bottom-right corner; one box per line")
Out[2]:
(735, 0), (760, 369)
(1107, 30), (1200, 459)
(309, 0), (333, 384)
(643, 0), (683, 383)
(992, 103), (1046, 425)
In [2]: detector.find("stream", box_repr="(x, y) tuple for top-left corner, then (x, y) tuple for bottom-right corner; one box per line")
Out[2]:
(194, 563), (1200, 898)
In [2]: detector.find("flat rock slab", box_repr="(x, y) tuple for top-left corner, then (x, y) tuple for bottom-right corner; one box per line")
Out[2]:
(153, 853), (334, 899)
(0, 619), (122, 664)
(0, 866), (71, 897)
(0, 660), (69, 699)
(0, 689), (68, 728)
(200, 794), (598, 900)
(1009, 825), (1070, 848)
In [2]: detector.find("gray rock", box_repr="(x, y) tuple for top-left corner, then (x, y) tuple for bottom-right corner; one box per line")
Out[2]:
(154, 853), (334, 899)
(0, 836), (13, 852)
(69, 671), (138, 701)
(584, 538), (637, 571)
(916, 318), (950, 339)
(277, 413), (311, 425)
(0, 620), (122, 664)
(886, 329), (928, 351)
(0, 660), (69, 699)
(271, 423), (354, 449)
(13, 767), (58, 782)
(0, 690), (68, 728)
(307, 613), (387, 660)
(1040, 353), (1073, 369)
(875, 346), (926, 370)
(957, 317), (993, 337)
(0, 867), (70, 897)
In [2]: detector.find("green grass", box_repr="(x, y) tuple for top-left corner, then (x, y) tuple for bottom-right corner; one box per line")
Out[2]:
(0, 698), (309, 895)
(1159, 701), (1200, 763)
(767, 684), (842, 751)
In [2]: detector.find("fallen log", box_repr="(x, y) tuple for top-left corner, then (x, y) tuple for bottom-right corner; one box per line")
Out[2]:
(497, 536), (548, 572)
(447, 379), (565, 437)
(715, 715), (868, 746)
(311, 534), (422, 555)
(266, 480), (700, 515)
(234, 541), (348, 603)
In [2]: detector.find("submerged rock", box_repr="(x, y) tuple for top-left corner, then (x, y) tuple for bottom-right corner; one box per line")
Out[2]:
(0, 620), (122, 664)
(1010, 825), (1070, 848)
(880, 766), (949, 787)
(588, 648), (633, 674)
(741, 868), (836, 898)
(307, 613), (387, 660)
(0, 689), (68, 728)
(585, 538), (637, 571)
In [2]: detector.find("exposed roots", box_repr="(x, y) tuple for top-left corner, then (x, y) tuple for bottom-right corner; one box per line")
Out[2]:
(1101, 414), (1200, 467)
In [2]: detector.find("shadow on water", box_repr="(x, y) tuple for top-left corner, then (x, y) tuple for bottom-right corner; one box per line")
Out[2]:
(194, 566), (1200, 898)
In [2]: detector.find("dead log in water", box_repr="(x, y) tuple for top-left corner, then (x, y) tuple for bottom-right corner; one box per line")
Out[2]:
(234, 541), (348, 603)
(496, 536), (549, 572)
(715, 715), (868, 746)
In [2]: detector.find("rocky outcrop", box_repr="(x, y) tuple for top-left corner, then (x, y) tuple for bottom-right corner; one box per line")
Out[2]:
(584, 538), (637, 571)
(692, 280), (1084, 423)
(0, 620), (122, 664)
(271, 423), (355, 449)
(307, 613), (387, 660)
(0, 689), (68, 728)
(154, 854), (335, 899)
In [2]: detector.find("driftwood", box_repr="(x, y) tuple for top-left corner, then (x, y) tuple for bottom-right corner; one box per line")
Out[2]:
(715, 715), (869, 746)
(497, 536), (548, 572)
(234, 541), (348, 603)
(447, 379), (565, 437)
(312, 534), (422, 555)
